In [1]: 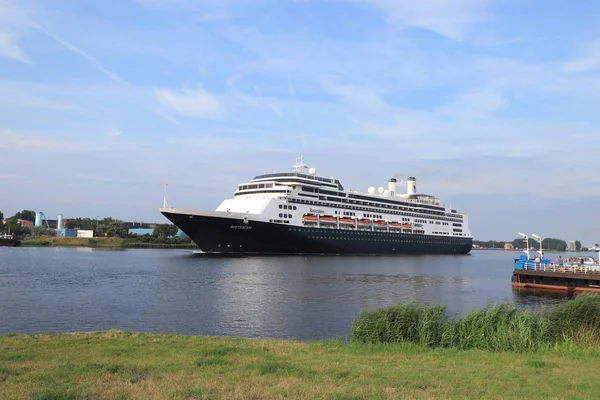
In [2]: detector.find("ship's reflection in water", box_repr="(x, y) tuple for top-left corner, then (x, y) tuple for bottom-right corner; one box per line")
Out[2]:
(0, 248), (578, 340)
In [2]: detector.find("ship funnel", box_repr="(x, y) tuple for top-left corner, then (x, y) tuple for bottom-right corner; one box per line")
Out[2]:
(407, 177), (416, 196)
(388, 178), (397, 196)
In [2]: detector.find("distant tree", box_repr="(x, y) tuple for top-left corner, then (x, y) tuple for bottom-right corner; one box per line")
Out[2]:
(2, 220), (28, 238)
(10, 209), (36, 222)
(30, 227), (57, 237)
(0, 210), (4, 221)
(95, 220), (127, 238)
(575, 240), (582, 251)
(152, 224), (178, 238)
(510, 237), (567, 252)
(64, 217), (101, 230)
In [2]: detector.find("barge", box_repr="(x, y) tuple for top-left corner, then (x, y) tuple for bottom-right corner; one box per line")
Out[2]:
(511, 232), (600, 293)
(0, 233), (20, 247)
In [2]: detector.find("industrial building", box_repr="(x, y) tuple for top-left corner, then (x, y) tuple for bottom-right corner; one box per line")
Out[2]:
(34, 212), (95, 238)
(26, 211), (185, 238)
(128, 228), (155, 236)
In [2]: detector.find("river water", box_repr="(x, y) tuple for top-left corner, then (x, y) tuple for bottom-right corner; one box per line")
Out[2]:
(0, 247), (581, 340)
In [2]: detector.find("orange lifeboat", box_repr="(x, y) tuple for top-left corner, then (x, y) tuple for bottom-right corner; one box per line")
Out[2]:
(373, 220), (387, 226)
(339, 218), (356, 224)
(389, 222), (402, 227)
(357, 218), (371, 224)
(402, 223), (412, 229)
(320, 216), (337, 222)
(303, 215), (318, 221)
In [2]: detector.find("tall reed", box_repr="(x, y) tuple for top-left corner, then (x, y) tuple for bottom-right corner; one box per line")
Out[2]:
(350, 293), (600, 352)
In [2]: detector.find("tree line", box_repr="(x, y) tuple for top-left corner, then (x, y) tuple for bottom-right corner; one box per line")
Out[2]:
(1, 209), (181, 240)
(473, 238), (587, 251)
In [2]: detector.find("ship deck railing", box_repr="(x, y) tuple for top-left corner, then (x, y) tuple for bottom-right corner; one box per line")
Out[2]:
(520, 263), (600, 275)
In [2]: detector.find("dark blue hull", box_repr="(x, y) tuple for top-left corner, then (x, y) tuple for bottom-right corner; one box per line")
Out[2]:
(162, 211), (472, 255)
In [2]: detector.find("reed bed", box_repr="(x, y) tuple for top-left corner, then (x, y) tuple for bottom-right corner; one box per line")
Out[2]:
(351, 293), (600, 351)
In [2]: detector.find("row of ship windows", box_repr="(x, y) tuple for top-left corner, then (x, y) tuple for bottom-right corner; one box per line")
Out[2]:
(297, 193), (447, 216)
(301, 186), (447, 213)
(333, 210), (357, 216)
(365, 213), (382, 219)
(239, 183), (274, 190)
(236, 190), (289, 196)
(279, 204), (297, 210)
(237, 181), (459, 218)
(288, 228), (468, 240)
(303, 236), (459, 244)
(290, 198), (463, 223)
(279, 213), (293, 218)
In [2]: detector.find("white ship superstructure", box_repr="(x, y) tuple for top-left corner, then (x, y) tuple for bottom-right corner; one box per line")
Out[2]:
(215, 157), (471, 239)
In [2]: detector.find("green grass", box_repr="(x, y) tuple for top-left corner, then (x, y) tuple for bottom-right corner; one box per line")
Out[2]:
(2, 330), (600, 399)
(351, 293), (600, 352)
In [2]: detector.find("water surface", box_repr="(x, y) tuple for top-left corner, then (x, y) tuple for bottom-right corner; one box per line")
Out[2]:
(0, 247), (578, 340)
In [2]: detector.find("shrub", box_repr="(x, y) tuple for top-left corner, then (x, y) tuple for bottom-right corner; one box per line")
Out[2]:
(350, 294), (600, 352)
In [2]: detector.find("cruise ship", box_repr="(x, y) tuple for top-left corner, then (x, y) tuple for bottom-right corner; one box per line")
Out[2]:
(160, 157), (473, 255)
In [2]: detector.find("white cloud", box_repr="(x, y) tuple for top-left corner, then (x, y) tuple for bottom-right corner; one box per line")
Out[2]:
(0, 32), (28, 62)
(30, 23), (126, 84)
(225, 75), (286, 118)
(364, 0), (492, 41)
(327, 84), (387, 111)
(562, 42), (600, 73)
(154, 85), (222, 118)
(435, 90), (507, 118)
(0, 173), (19, 182)
(0, 130), (89, 152)
(136, 0), (184, 7)
(165, 135), (242, 150)
(107, 129), (122, 137)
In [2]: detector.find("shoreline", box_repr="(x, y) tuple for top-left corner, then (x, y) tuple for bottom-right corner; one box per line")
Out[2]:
(19, 237), (198, 249)
(1, 331), (599, 399)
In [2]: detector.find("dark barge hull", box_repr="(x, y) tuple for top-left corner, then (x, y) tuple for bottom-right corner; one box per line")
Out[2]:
(0, 238), (20, 247)
(512, 270), (600, 293)
(161, 209), (472, 255)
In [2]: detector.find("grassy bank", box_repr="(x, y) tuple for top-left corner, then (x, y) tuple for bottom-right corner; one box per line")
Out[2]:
(20, 237), (197, 249)
(351, 293), (600, 352)
(2, 331), (600, 399)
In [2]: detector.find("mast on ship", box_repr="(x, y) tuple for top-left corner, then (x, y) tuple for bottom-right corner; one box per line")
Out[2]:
(292, 156), (307, 173)
(163, 184), (169, 208)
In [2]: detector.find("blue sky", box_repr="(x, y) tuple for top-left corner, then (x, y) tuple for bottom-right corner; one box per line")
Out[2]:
(1, 0), (599, 244)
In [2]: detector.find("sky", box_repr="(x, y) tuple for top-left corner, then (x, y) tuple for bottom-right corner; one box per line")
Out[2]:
(0, 0), (599, 244)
